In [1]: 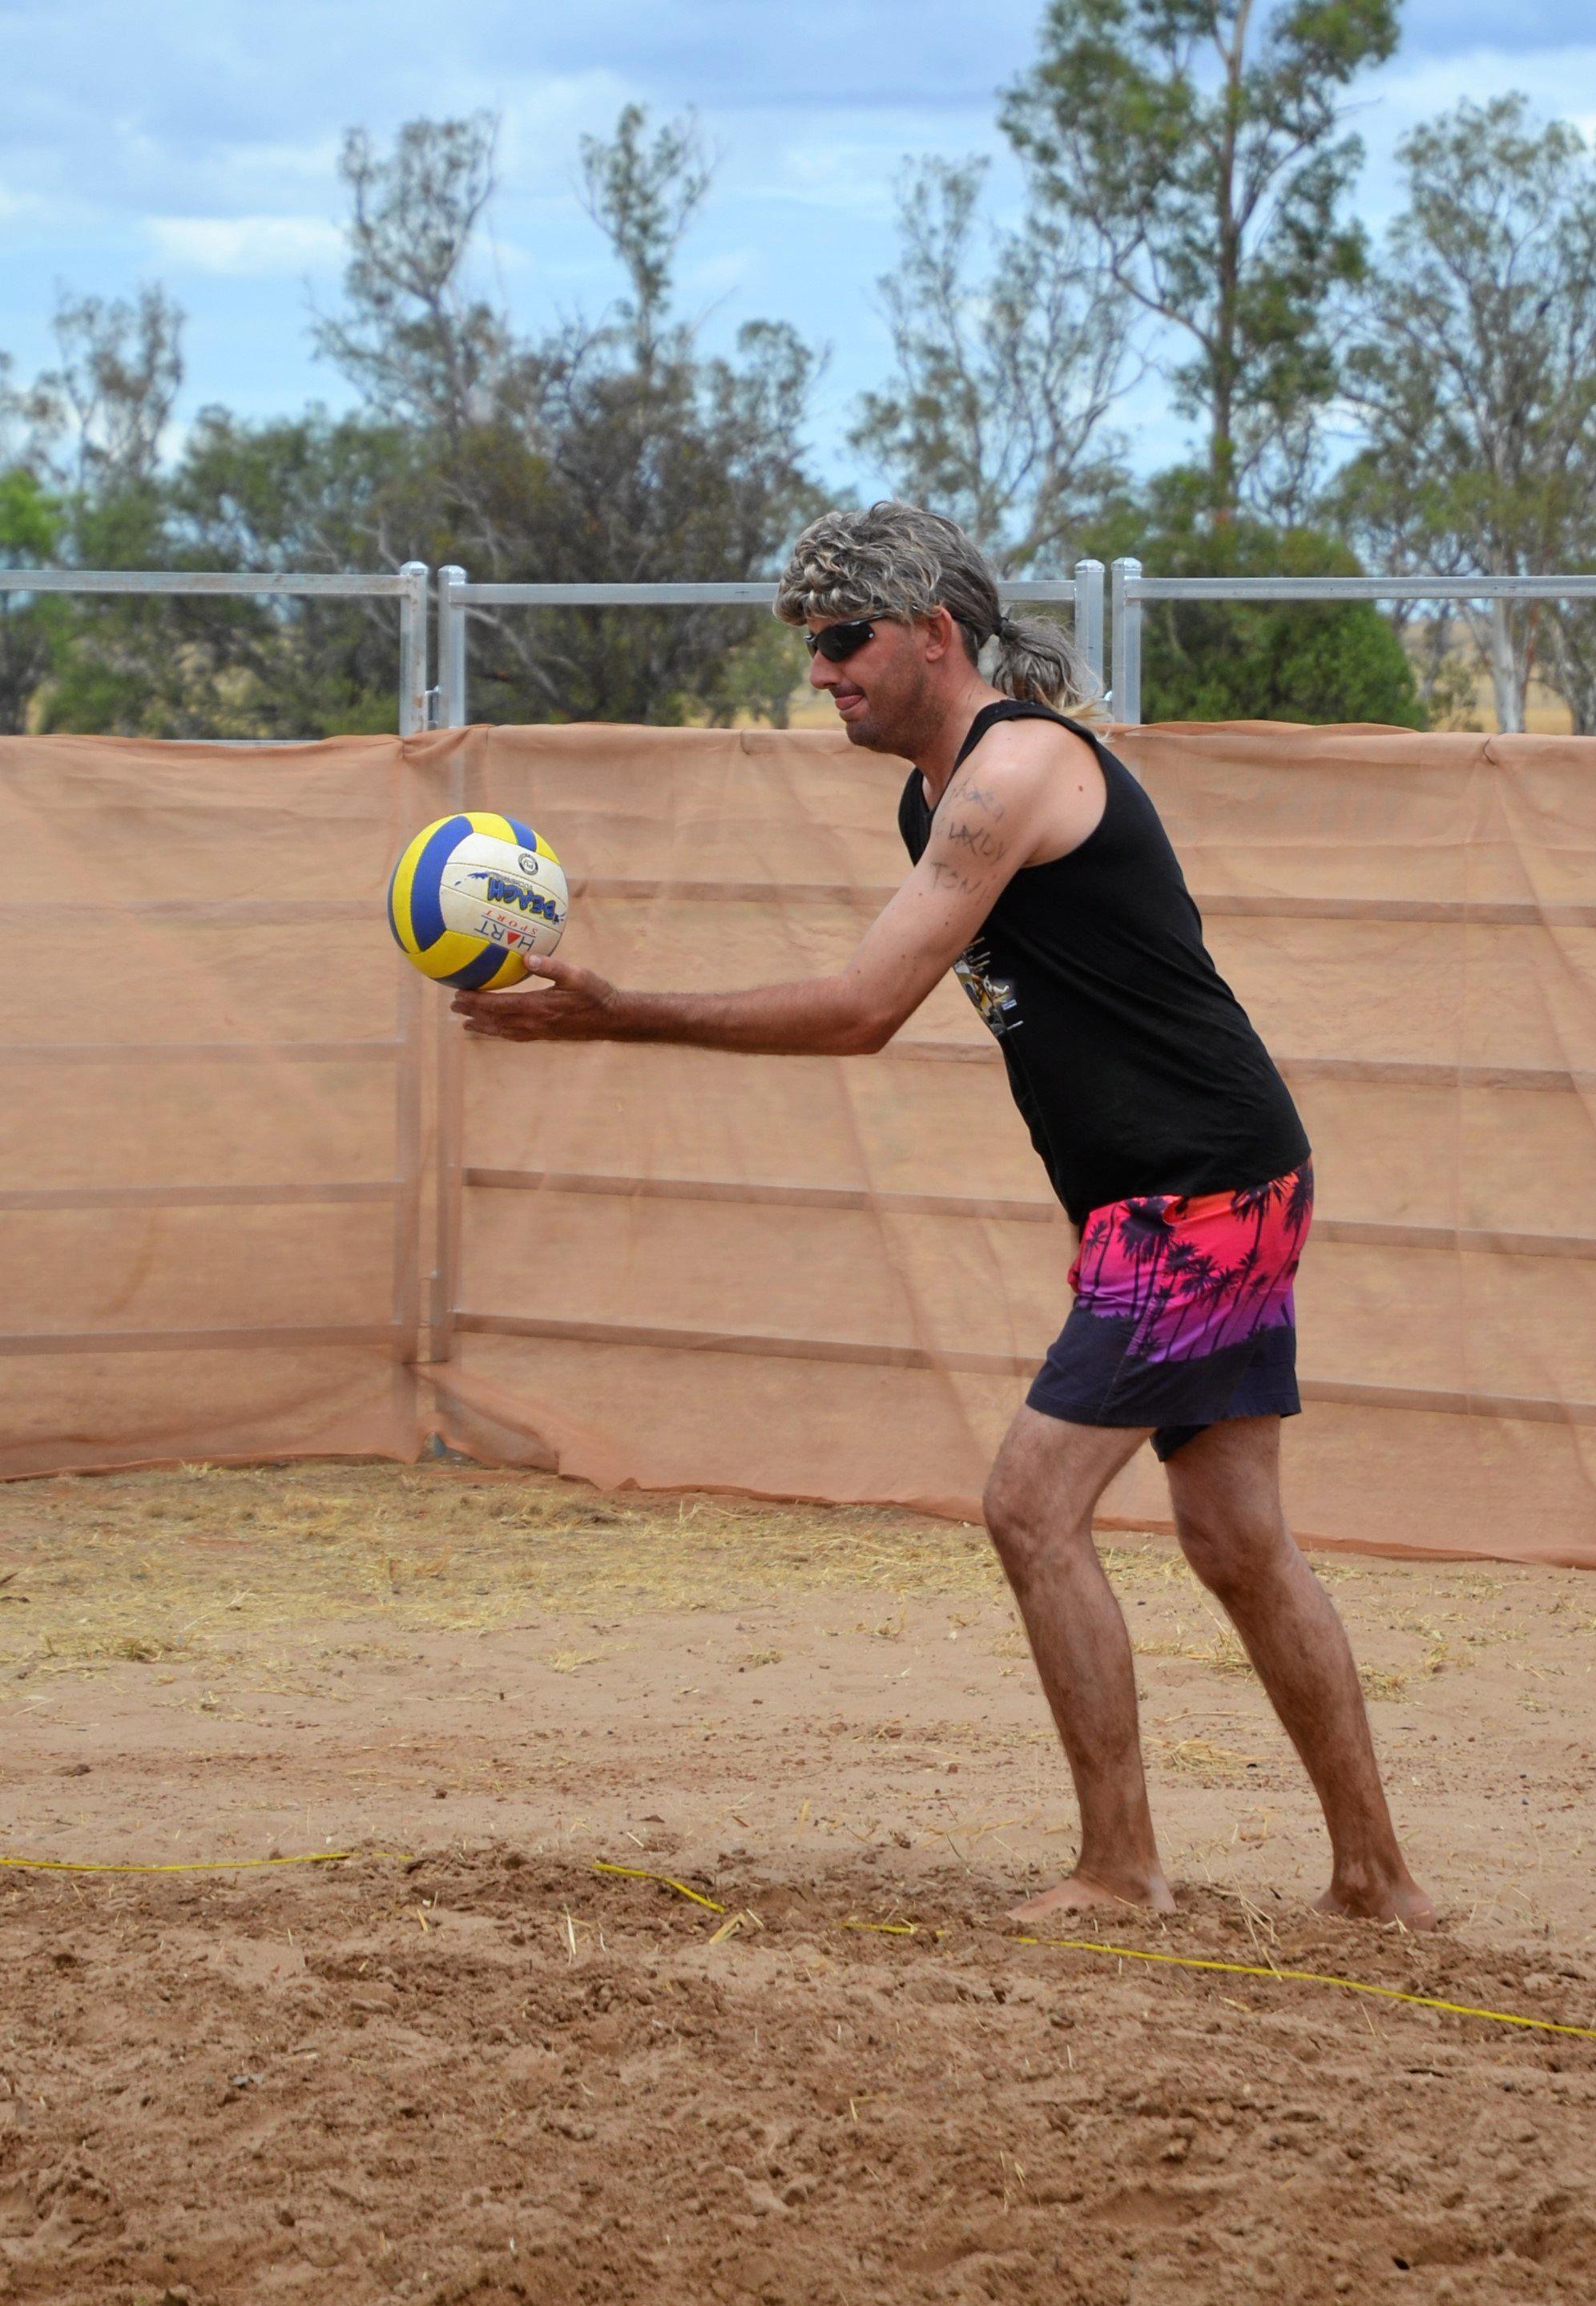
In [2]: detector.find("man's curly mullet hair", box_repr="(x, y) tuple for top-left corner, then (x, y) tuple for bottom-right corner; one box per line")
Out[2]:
(774, 500), (1100, 715)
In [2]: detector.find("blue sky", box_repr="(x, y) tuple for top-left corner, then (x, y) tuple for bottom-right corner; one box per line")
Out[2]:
(3, 0), (1596, 500)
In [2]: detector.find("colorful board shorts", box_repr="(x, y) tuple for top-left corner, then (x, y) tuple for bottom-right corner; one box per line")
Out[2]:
(1027, 1162), (1314, 1461)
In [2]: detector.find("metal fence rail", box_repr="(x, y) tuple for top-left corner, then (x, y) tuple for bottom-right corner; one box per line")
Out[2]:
(436, 562), (1106, 728)
(1108, 560), (1596, 727)
(12, 557), (1596, 736)
(0, 562), (432, 736)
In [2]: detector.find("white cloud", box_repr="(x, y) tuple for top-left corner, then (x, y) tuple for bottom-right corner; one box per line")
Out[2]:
(747, 143), (902, 216)
(1339, 46), (1596, 235)
(221, 135), (345, 185)
(1351, 42), (1596, 138)
(681, 248), (759, 299)
(145, 212), (344, 276)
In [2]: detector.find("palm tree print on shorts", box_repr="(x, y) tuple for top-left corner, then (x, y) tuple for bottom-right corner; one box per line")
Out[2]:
(1066, 1161), (1314, 1367)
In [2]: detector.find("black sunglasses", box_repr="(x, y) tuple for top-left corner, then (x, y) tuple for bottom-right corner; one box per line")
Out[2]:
(804, 617), (881, 663)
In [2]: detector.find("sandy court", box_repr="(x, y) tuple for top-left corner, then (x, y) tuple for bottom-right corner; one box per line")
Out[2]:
(1, 1460), (1594, 2303)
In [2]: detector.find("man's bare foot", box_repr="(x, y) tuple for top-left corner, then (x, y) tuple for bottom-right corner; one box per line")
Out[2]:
(1315, 1870), (1437, 1931)
(1007, 1869), (1176, 1926)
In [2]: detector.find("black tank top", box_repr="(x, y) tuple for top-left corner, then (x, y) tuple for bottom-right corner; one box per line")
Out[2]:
(898, 699), (1309, 1227)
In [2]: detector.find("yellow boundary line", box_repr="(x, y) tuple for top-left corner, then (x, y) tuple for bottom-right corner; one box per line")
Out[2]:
(594, 1861), (1596, 2044)
(1012, 1932), (1596, 2042)
(0, 1848), (408, 1876)
(591, 1858), (726, 1911)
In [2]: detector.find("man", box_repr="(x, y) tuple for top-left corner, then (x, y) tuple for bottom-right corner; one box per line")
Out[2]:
(453, 502), (1433, 1930)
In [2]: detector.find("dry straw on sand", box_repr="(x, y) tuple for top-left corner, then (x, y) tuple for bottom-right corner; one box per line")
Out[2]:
(2, 1458), (1580, 1711)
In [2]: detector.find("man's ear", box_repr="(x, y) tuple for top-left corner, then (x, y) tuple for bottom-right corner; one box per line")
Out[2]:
(921, 606), (960, 663)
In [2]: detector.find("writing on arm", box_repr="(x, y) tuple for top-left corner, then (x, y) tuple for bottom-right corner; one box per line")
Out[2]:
(833, 722), (1106, 1050)
(835, 740), (1066, 1050)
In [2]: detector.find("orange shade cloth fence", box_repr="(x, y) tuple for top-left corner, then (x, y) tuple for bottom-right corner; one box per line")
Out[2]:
(2, 722), (1593, 1567)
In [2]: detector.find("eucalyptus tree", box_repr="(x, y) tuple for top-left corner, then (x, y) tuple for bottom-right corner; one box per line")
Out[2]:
(1337, 97), (1596, 733)
(1002, 0), (1401, 521)
(852, 155), (1131, 571)
(312, 104), (820, 725)
(0, 363), (60, 732)
(19, 288), (190, 731)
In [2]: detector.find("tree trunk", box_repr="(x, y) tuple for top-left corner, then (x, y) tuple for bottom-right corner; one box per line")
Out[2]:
(1209, 0), (1248, 522)
(1487, 599), (1528, 735)
(1543, 604), (1596, 735)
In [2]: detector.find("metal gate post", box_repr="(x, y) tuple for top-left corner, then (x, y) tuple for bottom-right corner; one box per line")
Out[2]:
(1110, 558), (1143, 726)
(427, 733), (470, 1364)
(437, 565), (468, 728)
(1074, 559), (1105, 689)
(397, 561), (430, 735)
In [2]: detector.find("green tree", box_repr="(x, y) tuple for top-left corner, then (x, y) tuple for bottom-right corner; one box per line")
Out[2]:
(517, 105), (820, 723)
(1336, 97), (1596, 732)
(1092, 480), (1425, 723)
(25, 287), (187, 732)
(314, 106), (820, 724)
(1002, 0), (1399, 520)
(16, 107), (821, 736)
(851, 155), (1130, 570)
(1542, 562), (1596, 735)
(578, 104), (713, 375)
(151, 409), (426, 736)
(311, 115), (516, 441)
(36, 286), (183, 519)
(0, 435), (62, 733)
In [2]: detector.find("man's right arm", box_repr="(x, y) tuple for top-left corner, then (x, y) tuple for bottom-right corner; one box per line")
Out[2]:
(450, 735), (1081, 1053)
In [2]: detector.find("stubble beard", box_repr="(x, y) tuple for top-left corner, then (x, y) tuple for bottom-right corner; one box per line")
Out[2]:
(840, 670), (936, 760)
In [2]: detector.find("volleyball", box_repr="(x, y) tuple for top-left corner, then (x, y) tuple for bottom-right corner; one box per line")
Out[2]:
(386, 810), (568, 990)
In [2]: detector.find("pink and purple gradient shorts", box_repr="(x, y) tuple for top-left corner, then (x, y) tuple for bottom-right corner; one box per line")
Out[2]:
(1027, 1161), (1314, 1461)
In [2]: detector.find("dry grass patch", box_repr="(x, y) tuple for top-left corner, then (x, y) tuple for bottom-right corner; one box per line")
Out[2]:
(0, 1461), (1010, 1689)
(1149, 1734), (1264, 1778)
(2, 1461), (1587, 1725)
(1133, 1627), (1254, 1678)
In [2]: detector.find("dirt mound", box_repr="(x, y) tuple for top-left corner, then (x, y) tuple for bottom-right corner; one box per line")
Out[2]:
(3, 1846), (1593, 2305)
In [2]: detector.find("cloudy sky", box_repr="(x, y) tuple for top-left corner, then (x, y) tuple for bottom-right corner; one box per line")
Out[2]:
(3, 0), (1595, 498)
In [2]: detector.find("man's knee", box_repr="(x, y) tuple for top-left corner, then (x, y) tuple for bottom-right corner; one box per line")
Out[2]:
(1173, 1499), (1290, 1599)
(982, 1453), (1090, 1585)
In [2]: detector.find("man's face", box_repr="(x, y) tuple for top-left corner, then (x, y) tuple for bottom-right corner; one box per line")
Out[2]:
(805, 615), (933, 754)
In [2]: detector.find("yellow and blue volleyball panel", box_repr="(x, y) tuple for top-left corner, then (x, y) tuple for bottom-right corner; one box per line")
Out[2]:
(387, 810), (568, 990)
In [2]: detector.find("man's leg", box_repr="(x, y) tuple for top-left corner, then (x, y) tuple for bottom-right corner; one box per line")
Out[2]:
(1163, 1417), (1435, 1927)
(982, 1405), (1172, 1920)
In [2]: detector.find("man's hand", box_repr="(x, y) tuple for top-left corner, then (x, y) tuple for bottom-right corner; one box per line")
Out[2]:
(451, 953), (621, 1042)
